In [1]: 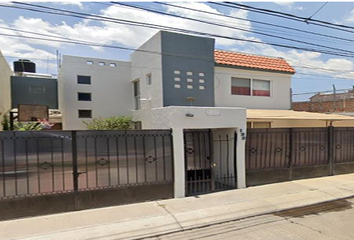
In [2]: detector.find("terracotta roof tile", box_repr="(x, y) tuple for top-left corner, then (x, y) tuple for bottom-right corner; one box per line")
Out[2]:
(214, 50), (295, 74)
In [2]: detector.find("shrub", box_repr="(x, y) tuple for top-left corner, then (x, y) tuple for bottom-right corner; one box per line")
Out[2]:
(84, 116), (133, 130)
(14, 122), (42, 131)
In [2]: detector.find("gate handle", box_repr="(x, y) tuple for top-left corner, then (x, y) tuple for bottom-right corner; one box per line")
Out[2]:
(211, 162), (217, 168)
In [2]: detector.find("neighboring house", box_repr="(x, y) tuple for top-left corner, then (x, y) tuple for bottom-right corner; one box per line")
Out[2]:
(0, 50), (13, 130)
(0, 57), (60, 130)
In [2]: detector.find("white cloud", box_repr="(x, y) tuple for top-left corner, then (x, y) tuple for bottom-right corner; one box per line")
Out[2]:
(343, 9), (354, 23)
(53, 1), (84, 9)
(274, 2), (304, 11)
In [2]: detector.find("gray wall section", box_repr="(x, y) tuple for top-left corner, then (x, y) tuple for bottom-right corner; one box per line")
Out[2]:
(11, 76), (58, 109)
(161, 31), (215, 107)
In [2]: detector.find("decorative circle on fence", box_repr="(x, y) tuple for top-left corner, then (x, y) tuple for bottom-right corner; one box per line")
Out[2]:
(299, 146), (306, 152)
(39, 161), (53, 170)
(336, 144), (342, 149)
(96, 158), (109, 166)
(251, 148), (257, 153)
(186, 147), (194, 154)
(276, 147), (282, 153)
(146, 156), (156, 164)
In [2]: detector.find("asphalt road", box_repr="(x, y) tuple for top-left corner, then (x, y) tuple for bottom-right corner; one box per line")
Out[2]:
(146, 197), (354, 240)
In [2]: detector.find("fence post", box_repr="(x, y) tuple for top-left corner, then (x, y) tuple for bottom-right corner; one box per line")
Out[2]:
(288, 128), (293, 180)
(328, 126), (334, 176)
(71, 131), (79, 209)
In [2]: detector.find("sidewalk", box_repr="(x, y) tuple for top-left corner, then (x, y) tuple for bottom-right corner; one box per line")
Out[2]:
(2, 174), (354, 240)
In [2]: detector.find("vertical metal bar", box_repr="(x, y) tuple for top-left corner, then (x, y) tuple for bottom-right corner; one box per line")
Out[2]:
(143, 135), (147, 183)
(116, 137), (120, 185)
(328, 126), (334, 176)
(198, 132), (202, 170)
(288, 129), (293, 168)
(85, 138), (88, 188)
(51, 139), (55, 192)
(72, 131), (79, 192)
(209, 130), (214, 192)
(134, 135), (138, 183)
(36, 139), (40, 193)
(183, 131), (188, 195)
(61, 138), (65, 191)
(162, 136), (166, 181)
(226, 134), (230, 179)
(107, 137), (111, 186)
(94, 137), (98, 187)
(13, 132), (18, 196)
(25, 139), (29, 194)
(154, 135), (158, 182)
(125, 131), (129, 184)
(219, 135), (222, 178)
(234, 131), (238, 188)
(192, 132), (197, 194)
(1, 139), (6, 197)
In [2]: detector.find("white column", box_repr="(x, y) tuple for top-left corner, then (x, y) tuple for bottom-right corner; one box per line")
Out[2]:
(236, 127), (247, 188)
(172, 127), (185, 198)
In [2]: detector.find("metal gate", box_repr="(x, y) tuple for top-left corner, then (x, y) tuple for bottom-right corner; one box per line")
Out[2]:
(184, 129), (236, 196)
(0, 130), (174, 220)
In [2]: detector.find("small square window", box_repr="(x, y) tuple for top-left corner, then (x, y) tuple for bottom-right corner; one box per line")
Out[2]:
(199, 79), (205, 84)
(110, 63), (116, 67)
(78, 75), (91, 85)
(174, 77), (181, 81)
(174, 70), (181, 74)
(146, 73), (152, 85)
(78, 110), (92, 118)
(174, 84), (181, 89)
(199, 72), (205, 77)
(99, 62), (105, 66)
(187, 85), (193, 89)
(187, 78), (193, 83)
(187, 71), (193, 76)
(78, 92), (92, 101)
(199, 86), (205, 90)
(29, 86), (45, 93)
(86, 61), (93, 65)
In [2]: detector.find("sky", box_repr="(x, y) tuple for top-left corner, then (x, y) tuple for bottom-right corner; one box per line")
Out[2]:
(1, 1), (354, 102)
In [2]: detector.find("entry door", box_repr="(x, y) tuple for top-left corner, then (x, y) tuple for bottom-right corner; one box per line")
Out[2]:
(184, 129), (214, 196)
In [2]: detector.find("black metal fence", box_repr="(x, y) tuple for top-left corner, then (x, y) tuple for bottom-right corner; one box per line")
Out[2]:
(246, 127), (354, 186)
(0, 130), (174, 220)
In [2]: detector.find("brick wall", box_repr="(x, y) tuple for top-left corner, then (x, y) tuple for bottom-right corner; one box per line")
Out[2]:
(292, 98), (354, 113)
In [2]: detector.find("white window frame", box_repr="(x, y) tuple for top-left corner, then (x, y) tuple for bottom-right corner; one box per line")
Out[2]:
(231, 77), (272, 97)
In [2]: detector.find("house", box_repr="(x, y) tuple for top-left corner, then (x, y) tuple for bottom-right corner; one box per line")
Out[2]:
(0, 55), (60, 130)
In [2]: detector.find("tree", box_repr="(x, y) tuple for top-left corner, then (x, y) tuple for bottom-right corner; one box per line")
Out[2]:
(14, 122), (42, 131)
(84, 116), (133, 130)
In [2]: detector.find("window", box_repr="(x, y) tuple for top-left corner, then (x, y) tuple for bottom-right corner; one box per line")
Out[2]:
(86, 61), (93, 65)
(187, 71), (193, 76)
(78, 92), (92, 101)
(174, 77), (181, 82)
(174, 84), (181, 88)
(99, 62), (105, 66)
(187, 78), (193, 83)
(231, 77), (251, 95)
(133, 80), (140, 110)
(174, 70), (180, 74)
(199, 79), (205, 83)
(253, 80), (271, 97)
(110, 63), (116, 67)
(78, 110), (92, 118)
(231, 78), (271, 97)
(199, 86), (205, 90)
(199, 72), (205, 77)
(29, 86), (45, 93)
(187, 85), (193, 89)
(146, 73), (152, 85)
(78, 75), (91, 85)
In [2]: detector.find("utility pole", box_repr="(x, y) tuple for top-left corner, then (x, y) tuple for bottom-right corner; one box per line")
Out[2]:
(332, 84), (337, 112)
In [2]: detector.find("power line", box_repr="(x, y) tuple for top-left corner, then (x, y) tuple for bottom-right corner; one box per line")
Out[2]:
(5, 2), (354, 59)
(305, 2), (328, 22)
(214, 2), (354, 35)
(110, 2), (354, 55)
(156, 2), (354, 46)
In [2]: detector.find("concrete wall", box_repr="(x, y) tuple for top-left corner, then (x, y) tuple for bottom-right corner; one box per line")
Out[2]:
(248, 119), (354, 128)
(293, 99), (354, 113)
(0, 51), (13, 130)
(59, 55), (133, 130)
(130, 32), (163, 110)
(133, 106), (247, 198)
(11, 76), (58, 109)
(215, 66), (292, 110)
(161, 32), (215, 107)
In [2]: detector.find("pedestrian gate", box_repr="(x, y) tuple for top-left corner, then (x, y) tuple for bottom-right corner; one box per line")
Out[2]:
(184, 129), (236, 196)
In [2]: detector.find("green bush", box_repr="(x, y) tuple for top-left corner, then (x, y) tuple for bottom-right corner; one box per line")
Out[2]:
(14, 122), (42, 131)
(84, 116), (133, 130)
(1, 115), (9, 130)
